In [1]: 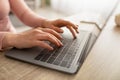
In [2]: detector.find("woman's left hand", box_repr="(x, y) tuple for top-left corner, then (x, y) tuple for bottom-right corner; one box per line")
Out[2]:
(41, 19), (79, 39)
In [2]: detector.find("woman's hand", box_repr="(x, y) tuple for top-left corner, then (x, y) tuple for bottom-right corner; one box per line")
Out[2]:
(3, 28), (63, 50)
(41, 19), (79, 39)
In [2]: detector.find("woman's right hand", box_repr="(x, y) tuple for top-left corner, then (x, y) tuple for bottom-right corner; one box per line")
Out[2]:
(3, 28), (63, 50)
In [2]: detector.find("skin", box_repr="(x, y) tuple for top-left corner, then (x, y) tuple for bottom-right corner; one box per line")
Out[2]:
(1, 0), (79, 50)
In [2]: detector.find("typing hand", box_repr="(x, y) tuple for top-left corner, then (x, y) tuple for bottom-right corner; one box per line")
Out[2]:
(41, 19), (79, 39)
(3, 28), (63, 50)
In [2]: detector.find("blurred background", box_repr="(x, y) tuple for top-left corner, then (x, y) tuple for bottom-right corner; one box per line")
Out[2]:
(9, 0), (118, 32)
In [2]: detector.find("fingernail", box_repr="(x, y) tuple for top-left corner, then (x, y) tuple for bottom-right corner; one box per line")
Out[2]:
(74, 36), (77, 39)
(59, 36), (63, 40)
(60, 29), (64, 33)
(59, 41), (63, 46)
(61, 42), (63, 46)
(49, 47), (54, 51)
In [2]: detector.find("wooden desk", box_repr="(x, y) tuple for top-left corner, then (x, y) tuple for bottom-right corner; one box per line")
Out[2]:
(1, 3), (120, 80)
(0, 16), (100, 80)
(76, 2), (120, 80)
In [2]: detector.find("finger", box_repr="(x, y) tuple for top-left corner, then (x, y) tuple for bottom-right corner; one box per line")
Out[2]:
(50, 25), (64, 33)
(47, 33), (63, 46)
(66, 25), (76, 39)
(46, 33), (63, 47)
(41, 28), (63, 40)
(64, 21), (79, 33)
(36, 41), (54, 50)
(68, 22), (79, 33)
(66, 21), (78, 29)
(57, 20), (79, 33)
(75, 28), (79, 33)
(33, 28), (63, 46)
(39, 33), (63, 47)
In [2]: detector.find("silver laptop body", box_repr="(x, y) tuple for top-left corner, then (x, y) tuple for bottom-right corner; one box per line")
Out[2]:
(5, 28), (97, 74)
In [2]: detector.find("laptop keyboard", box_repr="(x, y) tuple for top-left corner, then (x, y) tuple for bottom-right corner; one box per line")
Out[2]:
(34, 32), (88, 68)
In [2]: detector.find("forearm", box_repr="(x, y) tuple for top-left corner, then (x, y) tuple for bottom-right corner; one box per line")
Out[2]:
(19, 9), (47, 28)
(0, 32), (17, 51)
(0, 32), (7, 50)
(9, 0), (47, 28)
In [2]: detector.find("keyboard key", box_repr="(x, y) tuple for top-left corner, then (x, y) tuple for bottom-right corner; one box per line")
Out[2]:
(63, 53), (72, 61)
(34, 53), (44, 60)
(60, 60), (68, 67)
(40, 53), (52, 62)
(53, 60), (61, 65)
(53, 41), (73, 65)
(34, 49), (48, 60)
(52, 48), (63, 58)
(66, 58), (75, 68)
(47, 57), (56, 64)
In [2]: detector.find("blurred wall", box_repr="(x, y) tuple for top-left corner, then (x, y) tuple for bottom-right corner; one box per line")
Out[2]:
(50, 0), (118, 16)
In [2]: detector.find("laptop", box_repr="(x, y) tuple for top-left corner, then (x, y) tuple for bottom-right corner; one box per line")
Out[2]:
(5, 28), (97, 74)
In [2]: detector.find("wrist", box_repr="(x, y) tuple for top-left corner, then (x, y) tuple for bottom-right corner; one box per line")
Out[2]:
(40, 18), (49, 28)
(2, 33), (18, 49)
